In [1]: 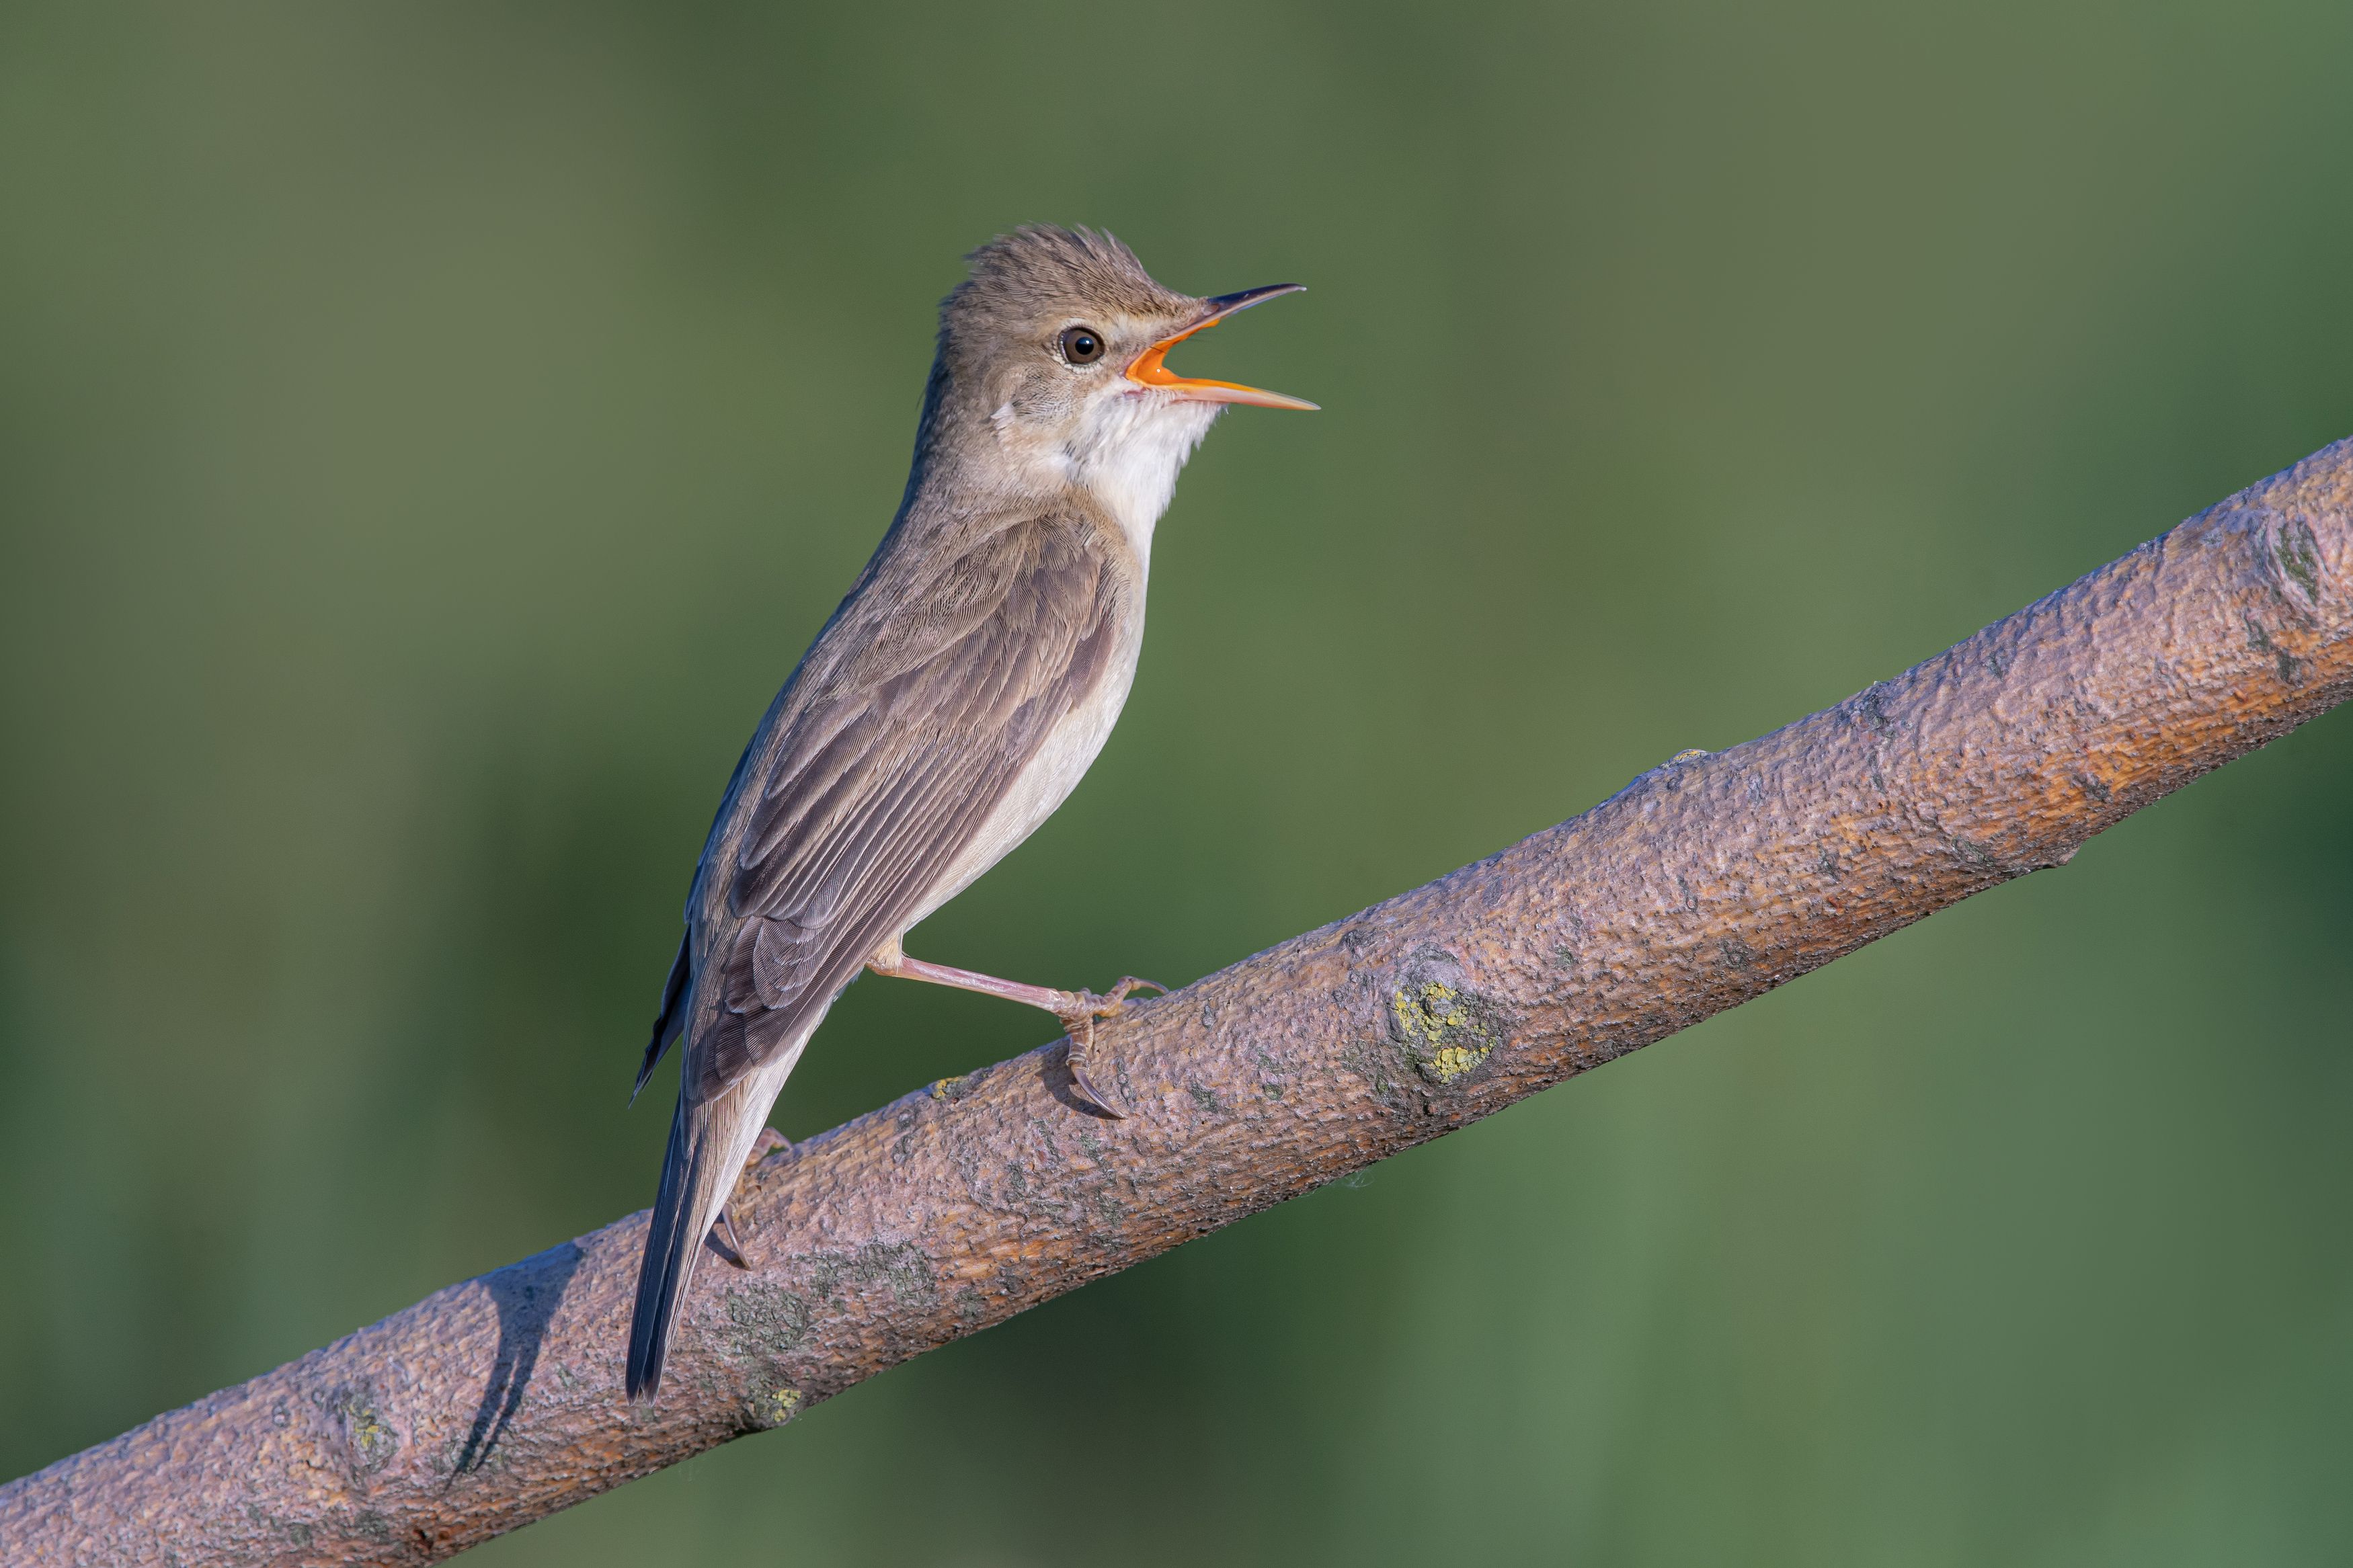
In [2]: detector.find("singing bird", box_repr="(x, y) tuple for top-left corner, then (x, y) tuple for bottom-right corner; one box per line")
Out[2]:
(626, 226), (1314, 1399)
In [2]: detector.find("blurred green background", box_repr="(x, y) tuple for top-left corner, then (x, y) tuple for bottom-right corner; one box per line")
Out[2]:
(4, 2), (2351, 1563)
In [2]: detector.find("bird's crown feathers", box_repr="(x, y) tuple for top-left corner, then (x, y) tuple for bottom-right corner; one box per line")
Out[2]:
(942, 225), (1191, 341)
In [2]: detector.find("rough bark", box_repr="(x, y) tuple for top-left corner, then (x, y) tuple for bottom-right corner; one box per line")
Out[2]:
(7, 438), (2352, 1566)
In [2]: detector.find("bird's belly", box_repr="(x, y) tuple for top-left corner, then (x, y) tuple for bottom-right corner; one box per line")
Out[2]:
(905, 630), (1141, 932)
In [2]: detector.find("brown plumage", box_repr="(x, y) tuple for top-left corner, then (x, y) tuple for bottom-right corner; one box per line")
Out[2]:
(625, 226), (1312, 1399)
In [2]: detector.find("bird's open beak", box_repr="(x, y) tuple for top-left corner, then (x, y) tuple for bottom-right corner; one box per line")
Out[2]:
(1126, 284), (1318, 411)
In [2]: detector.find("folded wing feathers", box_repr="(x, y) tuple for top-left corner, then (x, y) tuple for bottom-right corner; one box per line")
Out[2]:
(685, 513), (1120, 1099)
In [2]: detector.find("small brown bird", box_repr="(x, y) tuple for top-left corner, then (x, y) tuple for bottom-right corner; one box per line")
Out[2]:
(626, 226), (1313, 1399)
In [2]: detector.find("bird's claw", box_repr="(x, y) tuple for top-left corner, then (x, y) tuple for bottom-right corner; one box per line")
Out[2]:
(1056, 981), (1166, 1119)
(1101, 975), (1169, 1010)
(708, 1128), (791, 1270)
(709, 1208), (750, 1270)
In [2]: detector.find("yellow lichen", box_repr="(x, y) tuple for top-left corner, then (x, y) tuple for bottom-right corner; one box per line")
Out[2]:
(1392, 981), (1466, 1040)
(1391, 979), (1492, 1084)
(1427, 1044), (1484, 1082)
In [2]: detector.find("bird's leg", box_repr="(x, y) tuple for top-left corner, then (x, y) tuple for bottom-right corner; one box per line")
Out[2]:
(867, 937), (1167, 1118)
(707, 1127), (791, 1270)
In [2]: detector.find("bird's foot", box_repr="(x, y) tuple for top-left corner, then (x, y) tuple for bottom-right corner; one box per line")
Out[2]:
(708, 1128), (791, 1271)
(743, 1126), (791, 1174)
(1056, 977), (1167, 1119)
(709, 1209), (750, 1270)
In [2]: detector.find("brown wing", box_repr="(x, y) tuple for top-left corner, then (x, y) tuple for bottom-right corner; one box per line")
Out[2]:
(681, 510), (1129, 1098)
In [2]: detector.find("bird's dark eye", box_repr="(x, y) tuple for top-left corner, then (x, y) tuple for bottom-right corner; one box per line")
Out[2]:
(1058, 325), (1105, 365)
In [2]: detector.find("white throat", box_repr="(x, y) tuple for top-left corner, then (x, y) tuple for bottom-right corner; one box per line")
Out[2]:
(1055, 394), (1224, 567)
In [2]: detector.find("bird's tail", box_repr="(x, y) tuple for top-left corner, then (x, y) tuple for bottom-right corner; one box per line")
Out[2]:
(625, 1062), (789, 1402)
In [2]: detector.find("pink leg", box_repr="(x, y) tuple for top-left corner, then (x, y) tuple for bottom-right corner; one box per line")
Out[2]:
(872, 950), (1084, 1013)
(867, 938), (1166, 1116)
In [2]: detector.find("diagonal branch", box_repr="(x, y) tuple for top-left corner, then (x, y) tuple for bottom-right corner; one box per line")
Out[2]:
(7, 438), (2352, 1566)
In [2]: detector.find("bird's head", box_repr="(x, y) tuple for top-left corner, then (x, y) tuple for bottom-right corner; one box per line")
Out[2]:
(922, 225), (1313, 538)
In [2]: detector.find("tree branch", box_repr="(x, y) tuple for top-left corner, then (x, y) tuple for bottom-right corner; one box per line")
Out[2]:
(9, 438), (2352, 1566)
